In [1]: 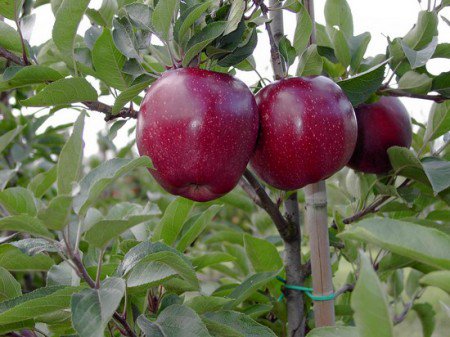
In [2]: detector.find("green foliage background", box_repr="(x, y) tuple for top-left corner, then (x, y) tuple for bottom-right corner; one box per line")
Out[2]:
(0, 0), (450, 336)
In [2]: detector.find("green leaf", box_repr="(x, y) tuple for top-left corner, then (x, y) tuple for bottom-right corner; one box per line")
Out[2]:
(351, 253), (393, 337)
(92, 29), (130, 91)
(432, 71), (450, 98)
(0, 215), (52, 238)
(398, 71), (433, 94)
(38, 195), (72, 230)
(293, 4), (312, 54)
(420, 270), (450, 294)
(120, 241), (197, 287)
(433, 43), (450, 58)
(152, 0), (179, 40)
(0, 286), (80, 324)
(192, 252), (236, 271)
(176, 1), (213, 43)
(224, 271), (277, 309)
(21, 78), (98, 107)
(52, 0), (90, 67)
(306, 327), (359, 337)
(47, 261), (80, 287)
(112, 17), (139, 59)
(0, 21), (22, 53)
(153, 197), (194, 245)
(89, 0), (117, 28)
(12, 238), (60, 256)
(0, 245), (54, 271)
(57, 111), (85, 195)
(401, 36), (438, 69)
(424, 101), (450, 142)
(413, 303), (436, 337)
(85, 215), (155, 248)
(73, 156), (153, 216)
(71, 278), (125, 337)
(279, 36), (297, 68)
(296, 44), (323, 76)
(403, 11), (438, 50)
(185, 296), (231, 315)
(337, 60), (388, 106)
(138, 305), (211, 337)
(422, 157), (450, 194)
(244, 235), (283, 273)
(0, 187), (36, 216)
(331, 28), (351, 68)
(0, 266), (21, 302)
(0, 125), (23, 154)
(0, 0), (22, 20)
(224, 0), (245, 35)
(183, 21), (227, 67)
(28, 165), (57, 198)
(217, 29), (258, 68)
(176, 205), (222, 252)
(0, 66), (63, 91)
(124, 3), (152, 30)
(339, 218), (450, 270)
(111, 79), (153, 114)
(203, 310), (277, 337)
(324, 0), (353, 37)
(349, 32), (371, 71)
(127, 250), (198, 289)
(387, 147), (429, 185)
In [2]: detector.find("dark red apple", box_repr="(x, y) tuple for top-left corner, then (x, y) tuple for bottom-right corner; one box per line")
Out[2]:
(250, 76), (357, 190)
(136, 68), (259, 202)
(347, 96), (412, 174)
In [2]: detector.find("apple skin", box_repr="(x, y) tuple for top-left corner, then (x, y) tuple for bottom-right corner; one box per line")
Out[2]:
(250, 76), (357, 190)
(347, 96), (412, 174)
(136, 68), (259, 202)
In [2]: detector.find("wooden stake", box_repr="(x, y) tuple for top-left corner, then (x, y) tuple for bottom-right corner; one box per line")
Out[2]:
(303, 0), (335, 327)
(304, 181), (335, 326)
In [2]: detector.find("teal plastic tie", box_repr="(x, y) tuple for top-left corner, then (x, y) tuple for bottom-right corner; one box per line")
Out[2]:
(276, 276), (335, 302)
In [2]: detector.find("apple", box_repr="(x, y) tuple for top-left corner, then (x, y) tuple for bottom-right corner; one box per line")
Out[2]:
(347, 96), (412, 174)
(250, 76), (357, 190)
(136, 68), (259, 202)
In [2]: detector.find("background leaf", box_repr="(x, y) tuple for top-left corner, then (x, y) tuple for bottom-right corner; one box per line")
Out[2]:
(71, 278), (125, 337)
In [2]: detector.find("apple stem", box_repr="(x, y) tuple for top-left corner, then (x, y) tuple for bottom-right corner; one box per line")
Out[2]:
(303, 0), (336, 328)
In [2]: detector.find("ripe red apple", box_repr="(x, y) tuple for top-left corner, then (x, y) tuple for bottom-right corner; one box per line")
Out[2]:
(250, 76), (357, 190)
(136, 68), (259, 202)
(347, 96), (412, 174)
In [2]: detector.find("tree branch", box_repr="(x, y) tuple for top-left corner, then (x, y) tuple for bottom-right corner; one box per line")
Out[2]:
(253, 0), (284, 79)
(82, 101), (138, 121)
(0, 46), (26, 66)
(242, 169), (296, 240)
(378, 88), (448, 103)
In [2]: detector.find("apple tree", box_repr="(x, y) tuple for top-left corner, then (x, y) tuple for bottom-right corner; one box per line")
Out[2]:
(0, 0), (449, 337)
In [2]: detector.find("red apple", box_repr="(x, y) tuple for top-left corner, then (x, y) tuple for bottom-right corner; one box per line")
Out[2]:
(250, 76), (357, 190)
(136, 68), (259, 202)
(347, 96), (412, 174)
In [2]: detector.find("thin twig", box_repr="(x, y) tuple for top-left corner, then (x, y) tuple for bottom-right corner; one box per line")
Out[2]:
(432, 138), (450, 156)
(334, 284), (354, 298)
(242, 169), (295, 241)
(0, 46), (25, 65)
(253, 0), (285, 79)
(393, 289), (424, 325)
(342, 179), (410, 224)
(82, 101), (138, 121)
(378, 88), (447, 103)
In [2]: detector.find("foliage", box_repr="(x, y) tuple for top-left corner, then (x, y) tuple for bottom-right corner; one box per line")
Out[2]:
(0, 0), (449, 336)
